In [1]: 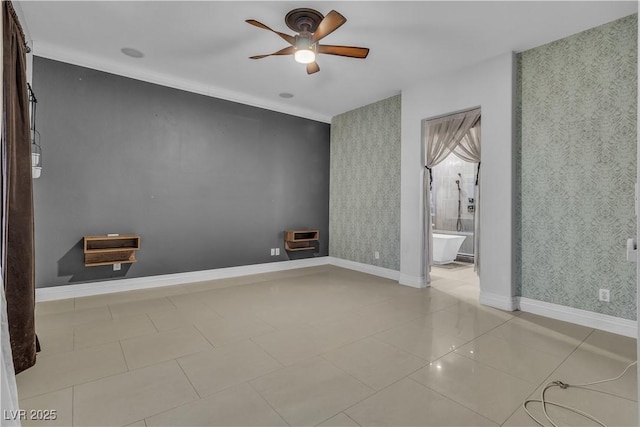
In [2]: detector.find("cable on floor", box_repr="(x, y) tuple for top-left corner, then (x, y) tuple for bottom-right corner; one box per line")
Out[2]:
(523, 360), (637, 427)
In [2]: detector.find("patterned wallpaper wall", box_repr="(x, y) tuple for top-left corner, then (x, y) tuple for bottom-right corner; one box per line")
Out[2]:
(330, 95), (401, 270)
(518, 14), (637, 320)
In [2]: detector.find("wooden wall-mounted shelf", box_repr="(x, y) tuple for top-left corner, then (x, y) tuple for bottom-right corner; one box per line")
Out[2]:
(284, 229), (319, 252)
(84, 234), (140, 267)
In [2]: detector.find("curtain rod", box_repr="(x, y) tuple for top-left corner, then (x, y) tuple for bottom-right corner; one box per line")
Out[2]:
(421, 106), (481, 124)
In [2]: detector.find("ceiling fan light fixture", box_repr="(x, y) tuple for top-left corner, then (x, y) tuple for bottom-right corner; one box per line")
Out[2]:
(294, 48), (315, 64)
(246, 9), (368, 74)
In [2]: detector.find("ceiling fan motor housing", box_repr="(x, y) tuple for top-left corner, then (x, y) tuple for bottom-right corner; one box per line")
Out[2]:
(285, 8), (324, 33)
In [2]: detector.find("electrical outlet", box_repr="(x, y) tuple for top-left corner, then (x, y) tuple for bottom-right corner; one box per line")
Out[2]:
(113, 263), (121, 271)
(599, 288), (610, 302)
(275, 248), (280, 256)
(270, 248), (275, 256)
(374, 251), (380, 259)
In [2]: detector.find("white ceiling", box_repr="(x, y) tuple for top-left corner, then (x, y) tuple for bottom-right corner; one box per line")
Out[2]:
(17, 1), (638, 123)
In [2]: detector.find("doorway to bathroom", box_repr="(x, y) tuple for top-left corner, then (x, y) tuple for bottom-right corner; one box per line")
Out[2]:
(422, 107), (481, 292)
(431, 157), (477, 263)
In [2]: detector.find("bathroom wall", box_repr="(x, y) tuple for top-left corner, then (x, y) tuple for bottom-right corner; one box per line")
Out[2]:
(517, 14), (637, 320)
(329, 95), (401, 271)
(432, 155), (476, 256)
(32, 57), (330, 288)
(432, 155), (476, 235)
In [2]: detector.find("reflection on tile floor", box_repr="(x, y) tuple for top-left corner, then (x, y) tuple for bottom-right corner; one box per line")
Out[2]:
(18, 264), (638, 426)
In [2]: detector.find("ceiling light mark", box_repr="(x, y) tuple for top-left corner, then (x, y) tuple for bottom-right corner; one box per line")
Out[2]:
(120, 47), (144, 58)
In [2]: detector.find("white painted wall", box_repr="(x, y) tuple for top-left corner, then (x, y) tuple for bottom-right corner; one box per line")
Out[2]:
(400, 52), (516, 309)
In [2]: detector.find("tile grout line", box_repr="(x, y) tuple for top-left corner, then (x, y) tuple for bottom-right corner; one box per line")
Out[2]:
(118, 340), (131, 372)
(247, 337), (286, 369)
(17, 345), (130, 402)
(124, 360), (202, 425)
(72, 323), (77, 351)
(320, 344), (457, 421)
(146, 312), (160, 333)
(451, 338), (558, 385)
(314, 411), (362, 427)
(71, 384), (75, 427)
(166, 295), (180, 310)
(318, 353), (378, 392)
(246, 380), (292, 427)
(106, 303), (115, 321)
(498, 327), (597, 424)
(406, 376), (499, 425)
(17, 382), (73, 402)
(175, 358), (204, 399)
(343, 412), (362, 426)
(191, 323), (219, 349)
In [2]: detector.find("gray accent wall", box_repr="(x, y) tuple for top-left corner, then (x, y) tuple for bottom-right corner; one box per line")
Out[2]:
(517, 14), (637, 320)
(329, 95), (401, 270)
(32, 57), (330, 288)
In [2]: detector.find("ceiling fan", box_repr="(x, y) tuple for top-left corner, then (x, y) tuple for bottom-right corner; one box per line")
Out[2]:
(246, 8), (370, 75)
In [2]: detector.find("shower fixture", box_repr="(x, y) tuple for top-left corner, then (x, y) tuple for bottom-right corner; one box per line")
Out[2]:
(456, 173), (463, 232)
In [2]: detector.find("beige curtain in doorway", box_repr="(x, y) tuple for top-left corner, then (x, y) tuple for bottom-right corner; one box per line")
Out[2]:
(423, 108), (480, 284)
(453, 120), (481, 274)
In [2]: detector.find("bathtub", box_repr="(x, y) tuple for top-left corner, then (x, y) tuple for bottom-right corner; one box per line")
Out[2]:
(432, 233), (467, 264)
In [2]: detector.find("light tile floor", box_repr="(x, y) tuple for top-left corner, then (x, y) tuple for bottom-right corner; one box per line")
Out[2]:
(17, 264), (638, 426)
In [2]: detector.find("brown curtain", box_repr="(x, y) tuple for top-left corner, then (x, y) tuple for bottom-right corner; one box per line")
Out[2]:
(2, 1), (36, 374)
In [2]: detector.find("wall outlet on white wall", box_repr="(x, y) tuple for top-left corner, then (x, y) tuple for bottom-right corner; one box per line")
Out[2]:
(374, 251), (380, 260)
(599, 288), (610, 302)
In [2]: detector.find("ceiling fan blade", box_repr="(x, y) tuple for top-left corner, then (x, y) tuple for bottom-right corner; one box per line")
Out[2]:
(318, 45), (369, 58)
(246, 19), (295, 45)
(311, 10), (346, 43)
(249, 46), (296, 60)
(306, 62), (320, 75)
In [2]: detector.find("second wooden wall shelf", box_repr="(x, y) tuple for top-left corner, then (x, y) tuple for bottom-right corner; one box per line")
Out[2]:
(284, 229), (319, 252)
(84, 234), (141, 267)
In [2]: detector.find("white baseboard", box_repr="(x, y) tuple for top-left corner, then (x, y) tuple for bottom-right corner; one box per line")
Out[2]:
(327, 257), (400, 281)
(479, 291), (519, 311)
(36, 256), (401, 302)
(399, 273), (427, 288)
(518, 297), (637, 338)
(36, 257), (330, 302)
